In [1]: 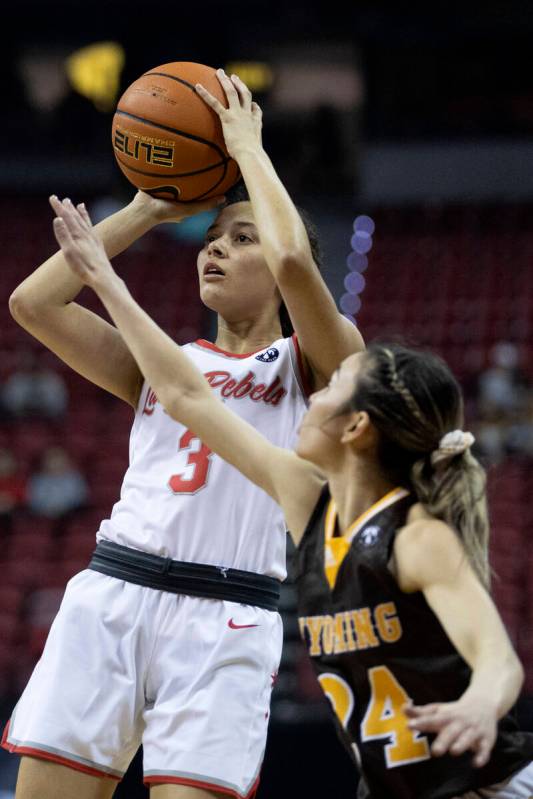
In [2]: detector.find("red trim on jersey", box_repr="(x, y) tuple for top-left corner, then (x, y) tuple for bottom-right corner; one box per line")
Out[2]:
(0, 722), (120, 781)
(195, 340), (264, 359)
(144, 772), (260, 798)
(292, 334), (313, 397)
(1, 720), (10, 748)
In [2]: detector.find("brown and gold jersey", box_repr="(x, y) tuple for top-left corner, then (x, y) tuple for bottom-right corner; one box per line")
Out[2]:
(297, 485), (533, 799)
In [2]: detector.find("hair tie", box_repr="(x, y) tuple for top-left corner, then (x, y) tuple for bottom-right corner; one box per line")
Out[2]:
(431, 430), (475, 467)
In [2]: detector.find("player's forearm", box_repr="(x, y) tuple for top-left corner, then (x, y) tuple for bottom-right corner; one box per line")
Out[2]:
(463, 643), (524, 719)
(10, 197), (158, 317)
(95, 275), (210, 415)
(235, 147), (315, 277)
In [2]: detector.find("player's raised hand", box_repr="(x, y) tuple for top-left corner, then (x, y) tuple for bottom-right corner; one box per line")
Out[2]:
(404, 695), (498, 768)
(50, 195), (117, 290)
(195, 69), (262, 160)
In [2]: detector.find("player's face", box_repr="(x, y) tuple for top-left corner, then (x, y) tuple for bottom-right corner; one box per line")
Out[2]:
(296, 352), (365, 466)
(196, 202), (280, 322)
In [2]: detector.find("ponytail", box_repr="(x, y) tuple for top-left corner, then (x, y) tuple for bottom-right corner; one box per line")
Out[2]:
(411, 450), (490, 587)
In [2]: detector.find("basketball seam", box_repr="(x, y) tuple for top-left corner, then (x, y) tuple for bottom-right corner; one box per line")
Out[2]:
(142, 72), (197, 93)
(114, 110), (228, 159)
(192, 160), (235, 201)
(114, 153), (227, 179)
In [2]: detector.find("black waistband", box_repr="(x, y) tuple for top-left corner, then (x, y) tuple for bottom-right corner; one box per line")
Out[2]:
(88, 541), (280, 612)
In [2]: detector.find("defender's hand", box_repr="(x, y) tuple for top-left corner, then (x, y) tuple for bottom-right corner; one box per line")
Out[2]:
(404, 695), (497, 768)
(50, 195), (117, 291)
(195, 69), (262, 160)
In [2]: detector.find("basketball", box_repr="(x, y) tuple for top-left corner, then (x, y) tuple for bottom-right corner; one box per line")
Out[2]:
(111, 62), (241, 202)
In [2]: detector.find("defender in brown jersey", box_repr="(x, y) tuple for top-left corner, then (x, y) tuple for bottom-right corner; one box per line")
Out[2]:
(51, 200), (533, 799)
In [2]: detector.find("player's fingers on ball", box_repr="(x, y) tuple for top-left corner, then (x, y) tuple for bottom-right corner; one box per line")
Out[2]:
(230, 74), (252, 109)
(195, 83), (225, 115)
(216, 68), (239, 105)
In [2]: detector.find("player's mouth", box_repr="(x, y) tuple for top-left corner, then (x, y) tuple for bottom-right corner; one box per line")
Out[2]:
(203, 261), (226, 281)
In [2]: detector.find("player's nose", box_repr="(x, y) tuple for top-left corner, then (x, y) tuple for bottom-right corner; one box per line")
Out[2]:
(207, 238), (227, 258)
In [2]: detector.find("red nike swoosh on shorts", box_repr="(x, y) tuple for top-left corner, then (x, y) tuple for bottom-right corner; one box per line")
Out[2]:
(228, 618), (259, 629)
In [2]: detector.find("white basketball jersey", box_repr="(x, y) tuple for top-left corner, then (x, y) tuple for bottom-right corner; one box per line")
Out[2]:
(97, 336), (309, 580)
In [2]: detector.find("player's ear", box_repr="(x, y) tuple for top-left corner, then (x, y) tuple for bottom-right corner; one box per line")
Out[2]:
(340, 411), (374, 447)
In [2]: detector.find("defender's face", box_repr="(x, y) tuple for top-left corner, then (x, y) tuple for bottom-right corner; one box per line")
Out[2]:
(296, 353), (365, 465)
(196, 202), (279, 321)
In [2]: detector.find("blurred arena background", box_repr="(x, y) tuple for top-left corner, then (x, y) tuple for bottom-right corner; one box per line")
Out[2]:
(0, 1), (532, 796)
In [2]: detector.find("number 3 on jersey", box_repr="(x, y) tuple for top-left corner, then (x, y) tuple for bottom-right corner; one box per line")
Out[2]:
(169, 430), (213, 494)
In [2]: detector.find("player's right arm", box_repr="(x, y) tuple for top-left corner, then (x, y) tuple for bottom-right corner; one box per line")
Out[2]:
(51, 197), (324, 542)
(9, 193), (222, 407)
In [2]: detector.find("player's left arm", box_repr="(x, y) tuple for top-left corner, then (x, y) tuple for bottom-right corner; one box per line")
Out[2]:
(196, 70), (365, 390)
(392, 517), (524, 767)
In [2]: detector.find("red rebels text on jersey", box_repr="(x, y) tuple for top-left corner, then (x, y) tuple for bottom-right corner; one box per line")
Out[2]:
(142, 370), (288, 416)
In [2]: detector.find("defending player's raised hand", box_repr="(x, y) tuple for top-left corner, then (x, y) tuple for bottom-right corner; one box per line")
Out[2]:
(195, 69), (263, 159)
(50, 195), (117, 290)
(404, 696), (497, 767)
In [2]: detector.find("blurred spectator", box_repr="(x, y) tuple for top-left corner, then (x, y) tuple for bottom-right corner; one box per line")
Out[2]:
(474, 342), (532, 461)
(27, 447), (89, 519)
(477, 342), (528, 416)
(0, 448), (26, 533)
(1, 350), (68, 420)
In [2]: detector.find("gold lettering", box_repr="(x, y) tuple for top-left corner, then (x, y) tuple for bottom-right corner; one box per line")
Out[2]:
(350, 608), (379, 649)
(305, 616), (325, 656)
(343, 611), (357, 651)
(322, 616), (334, 655)
(333, 613), (348, 654)
(374, 602), (402, 643)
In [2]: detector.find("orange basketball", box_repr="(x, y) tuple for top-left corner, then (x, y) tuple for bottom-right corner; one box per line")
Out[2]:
(111, 62), (240, 202)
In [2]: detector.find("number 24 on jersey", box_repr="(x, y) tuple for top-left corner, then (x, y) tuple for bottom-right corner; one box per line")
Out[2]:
(319, 667), (430, 769)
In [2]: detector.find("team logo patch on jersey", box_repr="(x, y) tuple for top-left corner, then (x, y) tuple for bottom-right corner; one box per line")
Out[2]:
(360, 525), (381, 546)
(256, 347), (279, 363)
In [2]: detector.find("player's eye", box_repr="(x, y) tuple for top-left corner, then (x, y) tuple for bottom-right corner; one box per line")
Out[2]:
(236, 233), (252, 243)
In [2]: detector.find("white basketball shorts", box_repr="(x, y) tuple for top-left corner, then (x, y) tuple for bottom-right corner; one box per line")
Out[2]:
(1, 569), (283, 797)
(457, 760), (533, 798)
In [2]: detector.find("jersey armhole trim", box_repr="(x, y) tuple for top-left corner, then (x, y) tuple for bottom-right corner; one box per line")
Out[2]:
(290, 334), (313, 398)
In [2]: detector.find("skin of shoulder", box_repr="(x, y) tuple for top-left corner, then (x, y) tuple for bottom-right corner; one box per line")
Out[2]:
(392, 504), (469, 594)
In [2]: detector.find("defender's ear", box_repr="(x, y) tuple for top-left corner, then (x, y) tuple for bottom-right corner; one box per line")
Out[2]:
(340, 411), (374, 446)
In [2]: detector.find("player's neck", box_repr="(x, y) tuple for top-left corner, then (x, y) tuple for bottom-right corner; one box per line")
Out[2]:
(214, 313), (283, 354)
(327, 456), (396, 534)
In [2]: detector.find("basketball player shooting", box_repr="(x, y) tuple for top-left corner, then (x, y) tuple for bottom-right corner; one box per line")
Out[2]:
(50, 193), (533, 798)
(4, 72), (364, 799)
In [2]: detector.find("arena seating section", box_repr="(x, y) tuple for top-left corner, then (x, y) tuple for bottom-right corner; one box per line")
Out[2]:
(0, 199), (532, 699)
